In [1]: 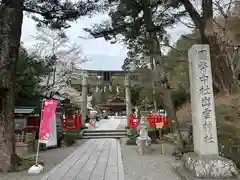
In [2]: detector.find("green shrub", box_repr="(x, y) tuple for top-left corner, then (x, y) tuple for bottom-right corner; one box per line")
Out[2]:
(217, 122), (240, 168)
(148, 129), (158, 143)
(63, 134), (77, 146)
(84, 116), (90, 123)
(81, 126), (88, 129)
(129, 128), (137, 136)
(126, 136), (137, 145)
(161, 127), (171, 134)
(148, 127), (170, 143)
(125, 126), (130, 129)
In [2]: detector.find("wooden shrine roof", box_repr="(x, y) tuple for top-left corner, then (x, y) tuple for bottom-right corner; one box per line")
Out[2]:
(98, 95), (126, 108)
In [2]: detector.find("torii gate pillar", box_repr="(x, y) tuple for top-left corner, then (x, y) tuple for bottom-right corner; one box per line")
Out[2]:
(81, 75), (88, 127)
(125, 75), (132, 127)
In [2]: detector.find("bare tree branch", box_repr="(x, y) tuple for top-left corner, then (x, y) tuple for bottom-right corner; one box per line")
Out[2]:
(161, 43), (188, 59)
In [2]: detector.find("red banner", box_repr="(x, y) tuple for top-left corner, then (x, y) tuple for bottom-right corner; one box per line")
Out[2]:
(39, 100), (58, 141)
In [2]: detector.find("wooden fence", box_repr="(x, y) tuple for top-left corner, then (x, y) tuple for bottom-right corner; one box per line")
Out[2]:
(15, 131), (35, 143)
(15, 131), (36, 155)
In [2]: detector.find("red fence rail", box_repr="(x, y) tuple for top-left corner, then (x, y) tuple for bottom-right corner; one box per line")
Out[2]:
(129, 113), (168, 129)
(63, 115), (82, 130)
(147, 115), (168, 128)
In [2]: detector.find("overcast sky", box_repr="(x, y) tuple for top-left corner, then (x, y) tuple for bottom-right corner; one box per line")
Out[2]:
(21, 14), (191, 71)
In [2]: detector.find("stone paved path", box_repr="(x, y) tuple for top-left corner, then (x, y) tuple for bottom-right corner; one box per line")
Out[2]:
(0, 118), (124, 180)
(0, 140), (87, 180)
(0, 118), (181, 180)
(40, 138), (124, 180)
(121, 139), (180, 180)
(95, 117), (125, 130)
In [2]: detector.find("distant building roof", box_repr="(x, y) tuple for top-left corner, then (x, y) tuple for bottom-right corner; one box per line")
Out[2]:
(97, 95), (126, 109)
(106, 95), (125, 104)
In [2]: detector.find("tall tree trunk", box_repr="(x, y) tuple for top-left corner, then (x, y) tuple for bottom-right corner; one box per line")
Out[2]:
(142, 0), (184, 149)
(160, 88), (184, 148)
(203, 35), (238, 95)
(201, 0), (238, 94)
(0, 0), (24, 172)
(181, 0), (239, 94)
(142, 0), (173, 130)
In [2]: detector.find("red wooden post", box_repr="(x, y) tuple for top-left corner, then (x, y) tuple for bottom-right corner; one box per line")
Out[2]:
(130, 114), (134, 128)
(75, 115), (81, 130)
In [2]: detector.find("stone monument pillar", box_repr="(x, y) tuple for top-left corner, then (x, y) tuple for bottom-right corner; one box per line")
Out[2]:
(189, 44), (218, 155)
(174, 44), (239, 179)
(125, 75), (132, 127)
(81, 75), (88, 127)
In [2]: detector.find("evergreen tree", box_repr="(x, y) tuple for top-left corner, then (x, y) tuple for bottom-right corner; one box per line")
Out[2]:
(0, 0), (103, 172)
(15, 47), (51, 108)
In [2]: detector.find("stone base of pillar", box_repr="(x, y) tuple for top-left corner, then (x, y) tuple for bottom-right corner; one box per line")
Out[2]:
(136, 136), (152, 155)
(173, 152), (239, 180)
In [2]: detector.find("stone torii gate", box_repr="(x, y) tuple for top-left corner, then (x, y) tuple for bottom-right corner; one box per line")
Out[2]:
(70, 68), (156, 126)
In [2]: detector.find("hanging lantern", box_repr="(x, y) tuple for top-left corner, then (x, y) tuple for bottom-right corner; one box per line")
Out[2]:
(108, 84), (112, 91)
(116, 85), (119, 93)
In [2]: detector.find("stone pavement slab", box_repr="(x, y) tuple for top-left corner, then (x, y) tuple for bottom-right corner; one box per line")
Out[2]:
(40, 139), (124, 180)
(95, 118), (122, 130)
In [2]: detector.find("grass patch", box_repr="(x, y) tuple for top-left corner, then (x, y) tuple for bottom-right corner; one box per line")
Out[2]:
(11, 154), (44, 172)
(18, 156), (44, 171)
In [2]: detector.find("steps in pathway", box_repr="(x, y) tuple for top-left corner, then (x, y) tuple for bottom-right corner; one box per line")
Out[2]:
(82, 129), (127, 139)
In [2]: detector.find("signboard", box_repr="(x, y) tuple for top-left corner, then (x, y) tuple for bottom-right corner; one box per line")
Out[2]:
(43, 115), (57, 147)
(14, 108), (35, 114)
(156, 122), (164, 129)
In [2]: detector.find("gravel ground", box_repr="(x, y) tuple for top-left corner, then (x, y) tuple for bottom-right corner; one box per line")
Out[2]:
(0, 139), (87, 180)
(120, 138), (181, 180)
